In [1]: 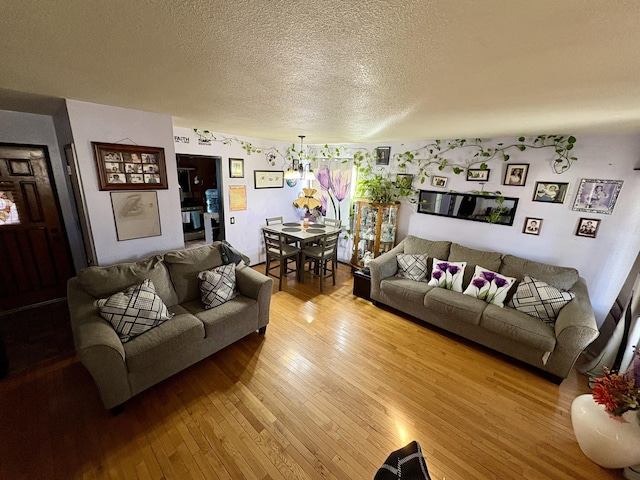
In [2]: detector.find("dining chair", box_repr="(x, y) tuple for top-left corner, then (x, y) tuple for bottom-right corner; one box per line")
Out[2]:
(262, 229), (300, 290)
(265, 216), (284, 225)
(300, 230), (340, 292)
(323, 218), (341, 227)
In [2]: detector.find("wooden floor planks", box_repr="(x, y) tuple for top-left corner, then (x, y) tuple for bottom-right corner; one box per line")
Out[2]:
(0, 263), (624, 479)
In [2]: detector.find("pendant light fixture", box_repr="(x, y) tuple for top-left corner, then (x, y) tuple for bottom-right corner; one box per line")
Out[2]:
(284, 135), (306, 180)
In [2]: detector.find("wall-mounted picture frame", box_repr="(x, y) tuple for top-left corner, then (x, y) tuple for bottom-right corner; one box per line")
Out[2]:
(522, 217), (542, 235)
(254, 170), (284, 189)
(229, 158), (244, 178)
(110, 191), (161, 241)
(92, 142), (167, 191)
(504, 164), (529, 186)
(376, 146), (391, 165)
(431, 175), (448, 188)
(396, 174), (413, 188)
(532, 182), (569, 203)
(576, 217), (600, 238)
(467, 168), (490, 181)
(572, 179), (623, 214)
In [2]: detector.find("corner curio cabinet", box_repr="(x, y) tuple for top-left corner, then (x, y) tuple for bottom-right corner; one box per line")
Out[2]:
(351, 200), (400, 268)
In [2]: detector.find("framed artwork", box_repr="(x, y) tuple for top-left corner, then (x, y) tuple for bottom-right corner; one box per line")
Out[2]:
(532, 182), (569, 203)
(229, 158), (244, 178)
(503, 164), (529, 186)
(522, 217), (542, 235)
(575, 218), (600, 238)
(92, 142), (167, 190)
(572, 179), (623, 214)
(467, 168), (490, 182)
(110, 191), (161, 241)
(376, 147), (391, 165)
(396, 174), (413, 188)
(431, 175), (448, 188)
(254, 170), (284, 189)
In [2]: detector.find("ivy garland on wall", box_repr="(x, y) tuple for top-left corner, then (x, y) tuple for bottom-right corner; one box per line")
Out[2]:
(193, 129), (578, 209)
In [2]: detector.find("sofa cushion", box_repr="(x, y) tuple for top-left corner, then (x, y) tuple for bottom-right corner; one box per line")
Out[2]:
(164, 244), (224, 303)
(123, 304), (205, 371)
(403, 236), (452, 272)
(448, 243), (502, 290)
(507, 275), (576, 324)
(198, 264), (239, 309)
(463, 266), (516, 308)
(94, 279), (174, 343)
(499, 255), (579, 291)
(77, 255), (178, 307)
(396, 254), (429, 282)
(480, 304), (557, 352)
(381, 277), (433, 304)
(182, 296), (260, 341)
(424, 287), (485, 326)
(428, 258), (467, 292)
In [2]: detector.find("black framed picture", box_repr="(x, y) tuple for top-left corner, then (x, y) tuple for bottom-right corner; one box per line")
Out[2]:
(576, 218), (600, 238)
(229, 158), (244, 178)
(532, 182), (569, 203)
(522, 217), (542, 235)
(376, 147), (391, 165)
(467, 168), (490, 182)
(254, 170), (284, 189)
(504, 164), (529, 186)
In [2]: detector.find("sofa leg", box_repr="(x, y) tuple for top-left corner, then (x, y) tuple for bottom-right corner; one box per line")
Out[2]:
(258, 326), (267, 335)
(111, 404), (125, 416)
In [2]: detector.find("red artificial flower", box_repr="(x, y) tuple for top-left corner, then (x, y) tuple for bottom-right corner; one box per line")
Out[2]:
(591, 367), (640, 417)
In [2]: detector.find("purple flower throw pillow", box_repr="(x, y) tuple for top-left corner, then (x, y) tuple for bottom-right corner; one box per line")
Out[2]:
(463, 266), (516, 307)
(427, 258), (467, 292)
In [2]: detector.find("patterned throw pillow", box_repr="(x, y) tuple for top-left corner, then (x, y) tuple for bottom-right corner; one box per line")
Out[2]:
(508, 275), (576, 324)
(94, 279), (174, 343)
(396, 254), (429, 282)
(463, 266), (516, 307)
(199, 264), (239, 309)
(427, 258), (467, 292)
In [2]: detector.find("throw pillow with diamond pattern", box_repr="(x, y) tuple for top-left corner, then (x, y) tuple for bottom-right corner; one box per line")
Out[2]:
(508, 275), (575, 324)
(396, 253), (429, 282)
(199, 264), (239, 309)
(94, 279), (174, 343)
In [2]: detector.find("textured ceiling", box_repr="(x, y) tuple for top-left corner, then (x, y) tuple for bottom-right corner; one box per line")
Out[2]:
(1, 0), (639, 143)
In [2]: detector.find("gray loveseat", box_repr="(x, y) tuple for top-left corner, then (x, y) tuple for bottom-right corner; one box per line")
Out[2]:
(67, 242), (273, 411)
(369, 235), (599, 381)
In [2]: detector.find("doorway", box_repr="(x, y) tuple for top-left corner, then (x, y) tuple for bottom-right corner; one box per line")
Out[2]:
(0, 144), (74, 311)
(176, 154), (224, 246)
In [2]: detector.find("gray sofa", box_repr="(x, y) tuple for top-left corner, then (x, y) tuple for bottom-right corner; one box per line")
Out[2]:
(369, 235), (599, 381)
(67, 242), (273, 411)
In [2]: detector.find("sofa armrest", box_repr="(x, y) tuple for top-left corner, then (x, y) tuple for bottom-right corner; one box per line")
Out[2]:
(369, 239), (405, 300)
(236, 266), (274, 328)
(67, 277), (130, 409)
(546, 277), (599, 378)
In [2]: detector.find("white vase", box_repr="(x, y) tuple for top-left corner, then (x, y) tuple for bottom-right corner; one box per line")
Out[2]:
(571, 394), (640, 469)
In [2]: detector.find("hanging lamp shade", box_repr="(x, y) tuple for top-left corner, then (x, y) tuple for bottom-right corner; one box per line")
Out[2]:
(293, 188), (322, 209)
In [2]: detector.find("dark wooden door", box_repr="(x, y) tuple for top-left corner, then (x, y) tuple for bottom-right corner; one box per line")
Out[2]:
(0, 144), (73, 311)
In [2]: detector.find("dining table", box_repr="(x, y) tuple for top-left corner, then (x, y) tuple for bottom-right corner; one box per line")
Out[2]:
(261, 221), (342, 281)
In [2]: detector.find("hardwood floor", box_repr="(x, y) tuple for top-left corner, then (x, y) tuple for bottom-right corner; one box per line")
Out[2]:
(0, 263), (623, 479)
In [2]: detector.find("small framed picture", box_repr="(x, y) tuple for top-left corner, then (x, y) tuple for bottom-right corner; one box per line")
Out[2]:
(254, 170), (284, 189)
(572, 179), (623, 215)
(522, 217), (542, 235)
(576, 218), (600, 238)
(467, 168), (490, 182)
(431, 175), (448, 188)
(396, 174), (413, 188)
(532, 182), (569, 203)
(229, 158), (244, 178)
(376, 146), (391, 165)
(503, 164), (529, 186)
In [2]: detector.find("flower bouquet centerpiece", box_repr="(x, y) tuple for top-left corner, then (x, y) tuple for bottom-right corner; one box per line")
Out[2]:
(592, 366), (640, 422)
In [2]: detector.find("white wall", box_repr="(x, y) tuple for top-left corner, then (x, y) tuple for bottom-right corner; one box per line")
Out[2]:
(66, 100), (183, 265)
(172, 127), (300, 262)
(394, 133), (640, 326)
(0, 109), (85, 272)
